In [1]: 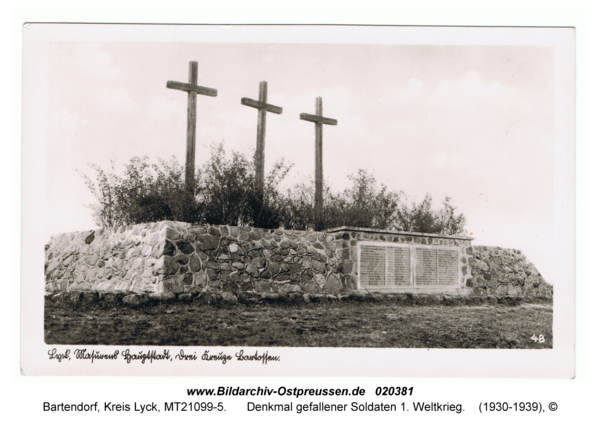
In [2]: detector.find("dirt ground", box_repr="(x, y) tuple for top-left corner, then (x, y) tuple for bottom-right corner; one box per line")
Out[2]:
(45, 301), (552, 349)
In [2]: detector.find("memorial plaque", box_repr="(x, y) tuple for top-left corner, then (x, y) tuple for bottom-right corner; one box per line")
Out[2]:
(415, 247), (437, 286)
(360, 243), (460, 289)
(438, 249), (459, 285)
(387, 246), (411, 285)
(359, 245), (386, 286)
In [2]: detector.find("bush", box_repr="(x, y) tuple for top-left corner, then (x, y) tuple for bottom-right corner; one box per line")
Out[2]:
(279, 170), (465, 235)
(79, 156), (194, 228)
(196, 144), (254, 227)
(80, 146), (466, 235)
(395, 194), (467, 236)
(197, 143), (292, 229)
(79, 143), (292, 229)
(281, 169), (401, 231)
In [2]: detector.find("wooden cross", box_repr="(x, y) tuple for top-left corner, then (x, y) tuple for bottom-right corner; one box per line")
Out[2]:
(166, 61), (217, 222)
(241, 81), (283, 195)
(300, 97), (337, 232)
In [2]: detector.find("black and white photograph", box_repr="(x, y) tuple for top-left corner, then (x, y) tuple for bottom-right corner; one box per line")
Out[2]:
(21, 23), (574, 378)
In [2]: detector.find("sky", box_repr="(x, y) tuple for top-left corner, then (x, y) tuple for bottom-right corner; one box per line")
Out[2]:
(29, 25), (573, 285)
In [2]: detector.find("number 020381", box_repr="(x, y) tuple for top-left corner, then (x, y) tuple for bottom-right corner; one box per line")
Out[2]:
(375, 387), (413, 396)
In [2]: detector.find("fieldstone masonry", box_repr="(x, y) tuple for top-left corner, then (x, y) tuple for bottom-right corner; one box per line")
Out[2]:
(45, 221), (344, 296)
(45, 222), (552, 299)
(330, 227), (551, 297)
(465, 245), (552, 297)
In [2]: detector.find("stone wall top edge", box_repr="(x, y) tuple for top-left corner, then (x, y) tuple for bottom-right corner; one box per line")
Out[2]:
(48, 221), (477, 244)
(47, 221), (293, 244)
(326, 226), (474, 241)
(47, 221), (170, 242)
(48, 228), (95, 240)
(470, 244), (524, 254)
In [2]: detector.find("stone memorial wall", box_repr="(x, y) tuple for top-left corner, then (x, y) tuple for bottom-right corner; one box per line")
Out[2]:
(45, 223), (552, 299)
(464, 245), (552, 297)
(329, 227), (552, 298)
(45, 221), (347, 297)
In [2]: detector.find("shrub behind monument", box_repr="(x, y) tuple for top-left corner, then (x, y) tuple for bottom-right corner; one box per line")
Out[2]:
(80, 144), (291, 229)
(81, 145), (467, 234)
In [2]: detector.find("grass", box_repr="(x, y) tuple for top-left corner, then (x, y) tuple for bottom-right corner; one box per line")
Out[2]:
(45, 301), (552, 349)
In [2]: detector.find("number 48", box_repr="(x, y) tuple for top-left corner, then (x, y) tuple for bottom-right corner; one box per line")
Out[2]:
(531, 334), (545, 343)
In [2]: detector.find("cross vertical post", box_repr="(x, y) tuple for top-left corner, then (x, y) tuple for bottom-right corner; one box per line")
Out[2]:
(241, 81), (283, 223)
(314, 97), (323, 232)
(166, 61), (218, 222)
(300, 97), (337, 231)
(255, 82), (267, 193)
(185, 61), (198, 217)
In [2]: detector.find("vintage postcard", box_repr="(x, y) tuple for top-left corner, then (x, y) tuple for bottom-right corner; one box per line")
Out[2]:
(21, 24), (575, 377)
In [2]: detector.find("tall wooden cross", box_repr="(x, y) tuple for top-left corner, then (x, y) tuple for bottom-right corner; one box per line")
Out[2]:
(241, 81), (283, 196)
(300, 97), (337, 232)
(166, 61), (217, 222)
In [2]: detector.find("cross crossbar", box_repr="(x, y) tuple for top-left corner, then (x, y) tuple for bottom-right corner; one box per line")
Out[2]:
(299, 113), (337, 126)
(241, 97), (282, 114)
(241, 81), (283, 204)
(166, 80), (218, 97)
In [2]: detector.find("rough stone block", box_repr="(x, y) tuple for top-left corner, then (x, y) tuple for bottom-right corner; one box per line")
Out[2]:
(161, 276), (184, 293)
(252, 257), (266, 268)
(148, 292), (176, 302)
(154, 256), (180, 276)
(322, 274), (342, 295)
(221, 291), (238, 304)
(312, 260), (326, 273)
(249, 231), (262, 241)
(253, 279), (272, 293)
(267, 262), (280, 275)
(342, 260), (354, 274)
(177, 241), (195, 254)
(303, 281), (321, 294)
(312, 273), (325, 287)
(206, 226), (220, 237)
(206, 261), (220, 270)
(197, 235), (220, 251)
(288, 263), (302, 274)
(123, 294), (149, 307)
(182, 273), (194, 286)
(278, 283), (303, 294)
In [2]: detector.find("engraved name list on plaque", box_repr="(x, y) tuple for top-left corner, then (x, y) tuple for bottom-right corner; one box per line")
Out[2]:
(358, 243), (460, 290)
